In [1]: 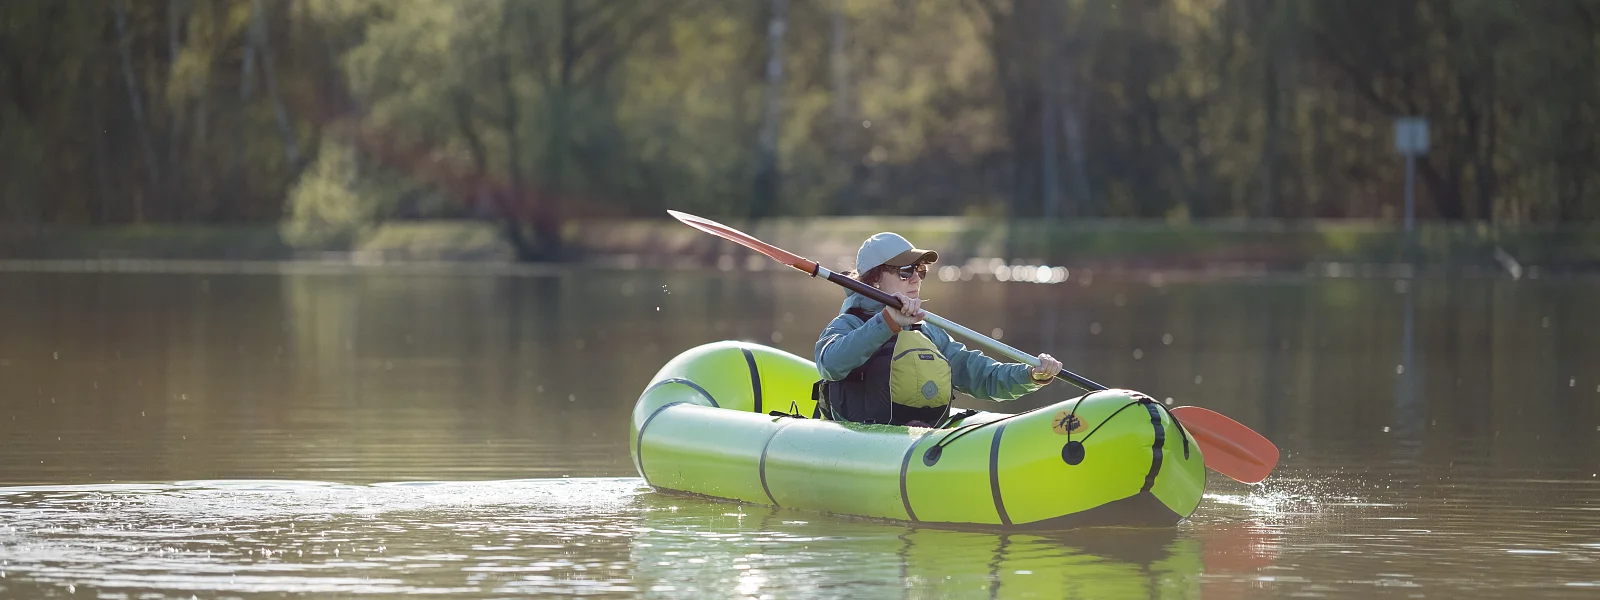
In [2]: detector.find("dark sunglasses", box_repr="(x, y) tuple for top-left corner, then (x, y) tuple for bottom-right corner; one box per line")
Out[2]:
(894, 264), (929, 280)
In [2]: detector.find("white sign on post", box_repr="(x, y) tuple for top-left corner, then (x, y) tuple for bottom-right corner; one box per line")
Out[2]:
(1394, 117), (1429, 156)
(1393, 117), (1428, 238)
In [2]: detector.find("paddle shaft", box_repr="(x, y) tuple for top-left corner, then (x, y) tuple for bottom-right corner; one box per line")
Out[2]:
(812, 264), (1110, 393)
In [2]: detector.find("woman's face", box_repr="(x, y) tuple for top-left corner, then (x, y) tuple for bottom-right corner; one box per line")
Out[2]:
(875, 263), (927, 298)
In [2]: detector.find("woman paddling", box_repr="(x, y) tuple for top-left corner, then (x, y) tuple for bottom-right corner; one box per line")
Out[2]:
(814, 232), (1064, 427)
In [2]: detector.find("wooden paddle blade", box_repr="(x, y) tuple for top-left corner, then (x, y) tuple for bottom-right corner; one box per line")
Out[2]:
(667, 210), (818, 274)
(1170, 406), (1279, 484)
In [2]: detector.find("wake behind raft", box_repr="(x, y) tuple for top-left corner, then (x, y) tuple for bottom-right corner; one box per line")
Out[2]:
(630, 341), (1206, 529)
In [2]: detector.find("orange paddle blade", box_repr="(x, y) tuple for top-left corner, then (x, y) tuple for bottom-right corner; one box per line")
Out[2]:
(667, 210), (818, 274)
(1170, 406), (1280, 484)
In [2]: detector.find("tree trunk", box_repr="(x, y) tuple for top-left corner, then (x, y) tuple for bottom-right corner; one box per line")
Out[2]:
(194, 85), (212, 218)
(1038, 0), (1063, 219)
(113, 0), (161, 215)
(1261, 59), (1282, 218)
(231, 0), (259, 222)
(250, 0), (300, 171)
(167, 0), (187, 215)
(1062, 0), (1101, 217)
(537, 0), (574, 256)
(1475, 71), (1498, 222)
(543, 0), (575, 193)
(452, 91), (489, 180)
(240, 31), (255, 99)
(827, 5), (857, 212)
(1060, 101), (1091, 217)
(1257, 0), (1291, 218)
(1039, 56), (1060, 219)
(168, 0), (181, 64)
(828, 8), (852, 146)
(751, 0), (788, 220)
(497, 1), (538, 261)
(91, 81), (113, 224)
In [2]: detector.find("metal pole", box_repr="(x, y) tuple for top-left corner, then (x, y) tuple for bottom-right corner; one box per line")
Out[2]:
(1404, 154), (1416, 259)
(1404, 154), (1415, 235)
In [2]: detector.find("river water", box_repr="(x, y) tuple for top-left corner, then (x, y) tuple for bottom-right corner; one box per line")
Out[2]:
(0, 264), (1596, 598)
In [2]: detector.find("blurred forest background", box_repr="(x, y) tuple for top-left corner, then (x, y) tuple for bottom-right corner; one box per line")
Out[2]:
(3, 0), (1599, 261)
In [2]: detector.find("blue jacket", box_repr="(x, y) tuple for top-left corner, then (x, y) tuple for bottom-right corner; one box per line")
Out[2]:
(814, 291), (1043, 401)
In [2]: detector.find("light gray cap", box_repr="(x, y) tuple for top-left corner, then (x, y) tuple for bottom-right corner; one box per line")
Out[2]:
(855, 232), (938, 273)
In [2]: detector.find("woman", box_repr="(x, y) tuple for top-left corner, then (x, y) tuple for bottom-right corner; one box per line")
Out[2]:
(814, 232), (1063, 427)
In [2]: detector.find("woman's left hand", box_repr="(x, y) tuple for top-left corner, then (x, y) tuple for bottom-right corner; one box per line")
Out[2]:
(1030, 353), (1062, 382)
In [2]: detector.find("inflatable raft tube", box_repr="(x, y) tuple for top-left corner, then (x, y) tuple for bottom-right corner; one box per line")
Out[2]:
(630, 341), (1206, 529)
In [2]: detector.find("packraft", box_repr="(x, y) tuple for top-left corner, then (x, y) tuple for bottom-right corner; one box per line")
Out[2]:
(630, 340), (1206, 528)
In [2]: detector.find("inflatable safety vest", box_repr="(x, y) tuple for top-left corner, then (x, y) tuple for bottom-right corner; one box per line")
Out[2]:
(819, 308), (954, 425)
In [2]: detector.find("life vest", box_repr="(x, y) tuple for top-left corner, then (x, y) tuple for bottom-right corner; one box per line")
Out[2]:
(817, 308), (954, 426)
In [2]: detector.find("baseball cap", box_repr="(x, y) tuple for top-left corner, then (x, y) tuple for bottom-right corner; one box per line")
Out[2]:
(855, 232), (938, 273)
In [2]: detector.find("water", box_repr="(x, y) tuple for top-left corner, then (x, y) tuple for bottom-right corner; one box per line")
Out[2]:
(1, 266), (1597, 598)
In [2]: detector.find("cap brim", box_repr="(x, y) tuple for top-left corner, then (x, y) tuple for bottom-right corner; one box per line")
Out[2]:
(884, 249), (938, 267)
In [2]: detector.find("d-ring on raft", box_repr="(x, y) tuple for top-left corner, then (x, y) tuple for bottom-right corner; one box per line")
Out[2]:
(631, 341), (1206, 529)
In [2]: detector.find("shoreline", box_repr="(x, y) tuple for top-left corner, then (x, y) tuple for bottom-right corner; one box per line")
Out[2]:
(0, 254), (1571, 283)
(2, 218), (1597, 279)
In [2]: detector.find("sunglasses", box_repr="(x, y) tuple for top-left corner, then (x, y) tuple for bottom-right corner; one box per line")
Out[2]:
(894, 264), (929, 280)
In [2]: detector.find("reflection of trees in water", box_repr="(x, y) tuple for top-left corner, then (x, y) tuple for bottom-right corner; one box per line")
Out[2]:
(626, 492), (1211, 599)
(278, 272), (609, 476)
(990, 275), (1595, 474)
(270, 271), (1600, 479)
(0, 273), (308, 481)
(283, 273), (363, 405)
(281, 270), (596, 411)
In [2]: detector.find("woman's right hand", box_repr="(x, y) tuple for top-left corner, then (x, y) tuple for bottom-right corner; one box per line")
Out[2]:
(885, 293), (924, 327)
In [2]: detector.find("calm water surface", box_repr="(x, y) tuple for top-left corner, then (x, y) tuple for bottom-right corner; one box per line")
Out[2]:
(0, 265), (1596, 598)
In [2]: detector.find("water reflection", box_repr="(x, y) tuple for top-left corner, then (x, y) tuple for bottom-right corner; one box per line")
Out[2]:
(0, 479), (1221, 599)
(2, 269), (1596, 484)
(1394, 281), (1426, 453)
(3, 474), (1593, 598)
(630, 495), (1208, 599)
(1, 267), (1598, 597)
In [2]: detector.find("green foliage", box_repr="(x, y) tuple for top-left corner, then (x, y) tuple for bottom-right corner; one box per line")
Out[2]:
(4, 0), (1600, 253)
(0, 105), (45, 222)
(281, 140), (376, 249)
(281, 138), (458, 250)
(358, 221), (515, 261)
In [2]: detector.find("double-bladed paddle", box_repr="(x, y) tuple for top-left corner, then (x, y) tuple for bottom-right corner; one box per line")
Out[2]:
(667, 209), (1279, 484)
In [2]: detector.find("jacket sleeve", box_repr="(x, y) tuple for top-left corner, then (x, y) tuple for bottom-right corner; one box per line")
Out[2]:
(931, 326), (1042, 401)
(814, 311), (896, 381)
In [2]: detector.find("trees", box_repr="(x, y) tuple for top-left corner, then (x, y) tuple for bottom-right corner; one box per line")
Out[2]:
(3, 0), (1598, 252)
(1, 0), (316, 224)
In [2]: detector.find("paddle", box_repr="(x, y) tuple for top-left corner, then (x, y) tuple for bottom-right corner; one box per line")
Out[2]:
(1168, 406), (1278, 484)
(667, 209), (1280, 484)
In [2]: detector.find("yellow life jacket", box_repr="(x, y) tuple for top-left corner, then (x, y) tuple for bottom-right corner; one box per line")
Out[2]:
(818, 308), (954, 425)
(887, 328), (953, 409)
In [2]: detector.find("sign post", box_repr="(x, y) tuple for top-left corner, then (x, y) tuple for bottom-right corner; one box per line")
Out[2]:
(1393, 118), (1429, 247)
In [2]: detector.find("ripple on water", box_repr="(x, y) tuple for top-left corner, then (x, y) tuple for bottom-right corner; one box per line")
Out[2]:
(0, 478), (1229, 598)
(0, 478), (655, 597)
(2, 474), (1599, 599)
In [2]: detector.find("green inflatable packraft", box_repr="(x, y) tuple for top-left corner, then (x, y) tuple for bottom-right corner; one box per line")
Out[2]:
(630, 341), (1206, 529)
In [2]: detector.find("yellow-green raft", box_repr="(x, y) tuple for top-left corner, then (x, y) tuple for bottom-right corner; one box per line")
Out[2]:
(630, 341), (1206, 529)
